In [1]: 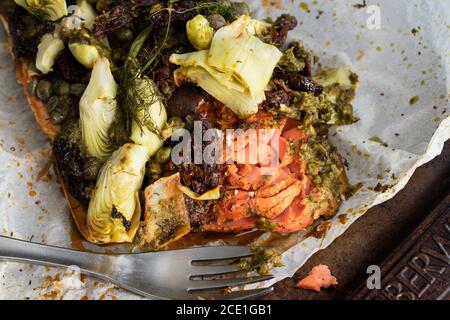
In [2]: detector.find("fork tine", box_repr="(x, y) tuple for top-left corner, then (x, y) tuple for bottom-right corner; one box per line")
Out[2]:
(190, 265), (241, 277)
(191, 287), (274, 300)
(218, 286), (274, 300)
(188, 246), (252, 262)
(188, 275), (273, 291)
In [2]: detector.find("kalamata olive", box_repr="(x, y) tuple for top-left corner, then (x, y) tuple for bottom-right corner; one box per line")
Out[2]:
(53, 80), (71, 96)
(83, 157), (102, 181)
(28, 78), (39, 96)
(70, 83), (87, 97)
(155, 147), (172, 164)
(166, 86), (205, 118)
(116, 27), (134, 43)
(36, 80), (53, 102)
(207, 14), (227, 30)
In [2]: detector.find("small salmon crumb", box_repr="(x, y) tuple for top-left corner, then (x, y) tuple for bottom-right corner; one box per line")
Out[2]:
(296, 265), (337, 292)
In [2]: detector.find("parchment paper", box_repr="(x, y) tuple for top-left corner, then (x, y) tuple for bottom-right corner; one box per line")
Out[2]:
(0, 0), (449, 299)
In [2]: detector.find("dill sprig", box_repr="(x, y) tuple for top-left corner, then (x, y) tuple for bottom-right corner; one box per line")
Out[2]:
(118, 11), (172, 139)
(116, 0), (243, 138)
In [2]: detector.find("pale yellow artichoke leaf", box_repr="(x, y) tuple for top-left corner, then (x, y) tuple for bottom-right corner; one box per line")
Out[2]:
(179, 185), (221, 201)
(170, 51), (245, 92)
(79, 57), (118, 160)
(208, 15), (282, 99)
(174, 66), (263, 118)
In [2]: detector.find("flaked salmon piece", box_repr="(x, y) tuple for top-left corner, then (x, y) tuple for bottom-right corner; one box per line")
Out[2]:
(261, 182), (333, 233)
(283, 157), (308, 180)
(214, 191), (253, 225)
(262, 197), (312, 233)
(282, 127), (307, 152)
(255, 170), (297, 198)
(296, 265), (337, 292)
(251, 180), (302, 219)
(226, 165), (265, 190)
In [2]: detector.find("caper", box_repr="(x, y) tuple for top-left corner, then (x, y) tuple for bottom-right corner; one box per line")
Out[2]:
(167, 117), (185, 130)
(231, 2), (250, 16)
(96, 0), (108, 13)
(50, 109), (65, 124)
(48, 95), (73, 124)
(70, 83), (87, 97)
(155, 147), (172, 164)
(59, 95), (74, 113)
(112, 49), (124, 64)
(53, 80), (71, 96)
(47, 96), (60, 113)
(36, 80), (53, 102)
(184, 114), (195, 131)
(146, 161), (162, 180)
(83, 157), (102, 181)
(116, 27), (134, 43)
(207, 14), (227, 30)
(28, 78), (39, 96)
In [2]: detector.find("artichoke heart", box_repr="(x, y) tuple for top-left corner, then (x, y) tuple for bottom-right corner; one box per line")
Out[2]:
(15, 0), (68, 21)
(87, 143), (151, 244)
(79, 57), (117, 160)
(35, 32), (64, 74)
(129, 77), (168, 157)
(68, 43), (99, 69)
(208, 15), (282, 98)
(170, 15), (281, 119)
(170, 50), (245, 92)
(186, 14), (214, 50)
(174, 66), (264, 118)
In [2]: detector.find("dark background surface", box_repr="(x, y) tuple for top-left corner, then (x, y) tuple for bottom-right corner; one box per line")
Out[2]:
(263, 141), (450, 300)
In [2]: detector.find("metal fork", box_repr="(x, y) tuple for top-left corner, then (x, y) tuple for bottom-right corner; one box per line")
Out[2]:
(0, 235), (273, 300)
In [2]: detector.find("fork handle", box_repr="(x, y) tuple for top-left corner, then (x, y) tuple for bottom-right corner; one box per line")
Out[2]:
(0, 235), (116, 279)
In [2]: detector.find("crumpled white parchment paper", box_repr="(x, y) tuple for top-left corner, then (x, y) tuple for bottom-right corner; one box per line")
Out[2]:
(0, 0), (449, 299)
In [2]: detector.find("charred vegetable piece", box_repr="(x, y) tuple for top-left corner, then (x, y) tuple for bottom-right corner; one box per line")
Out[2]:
(141, 173), (191, 250)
